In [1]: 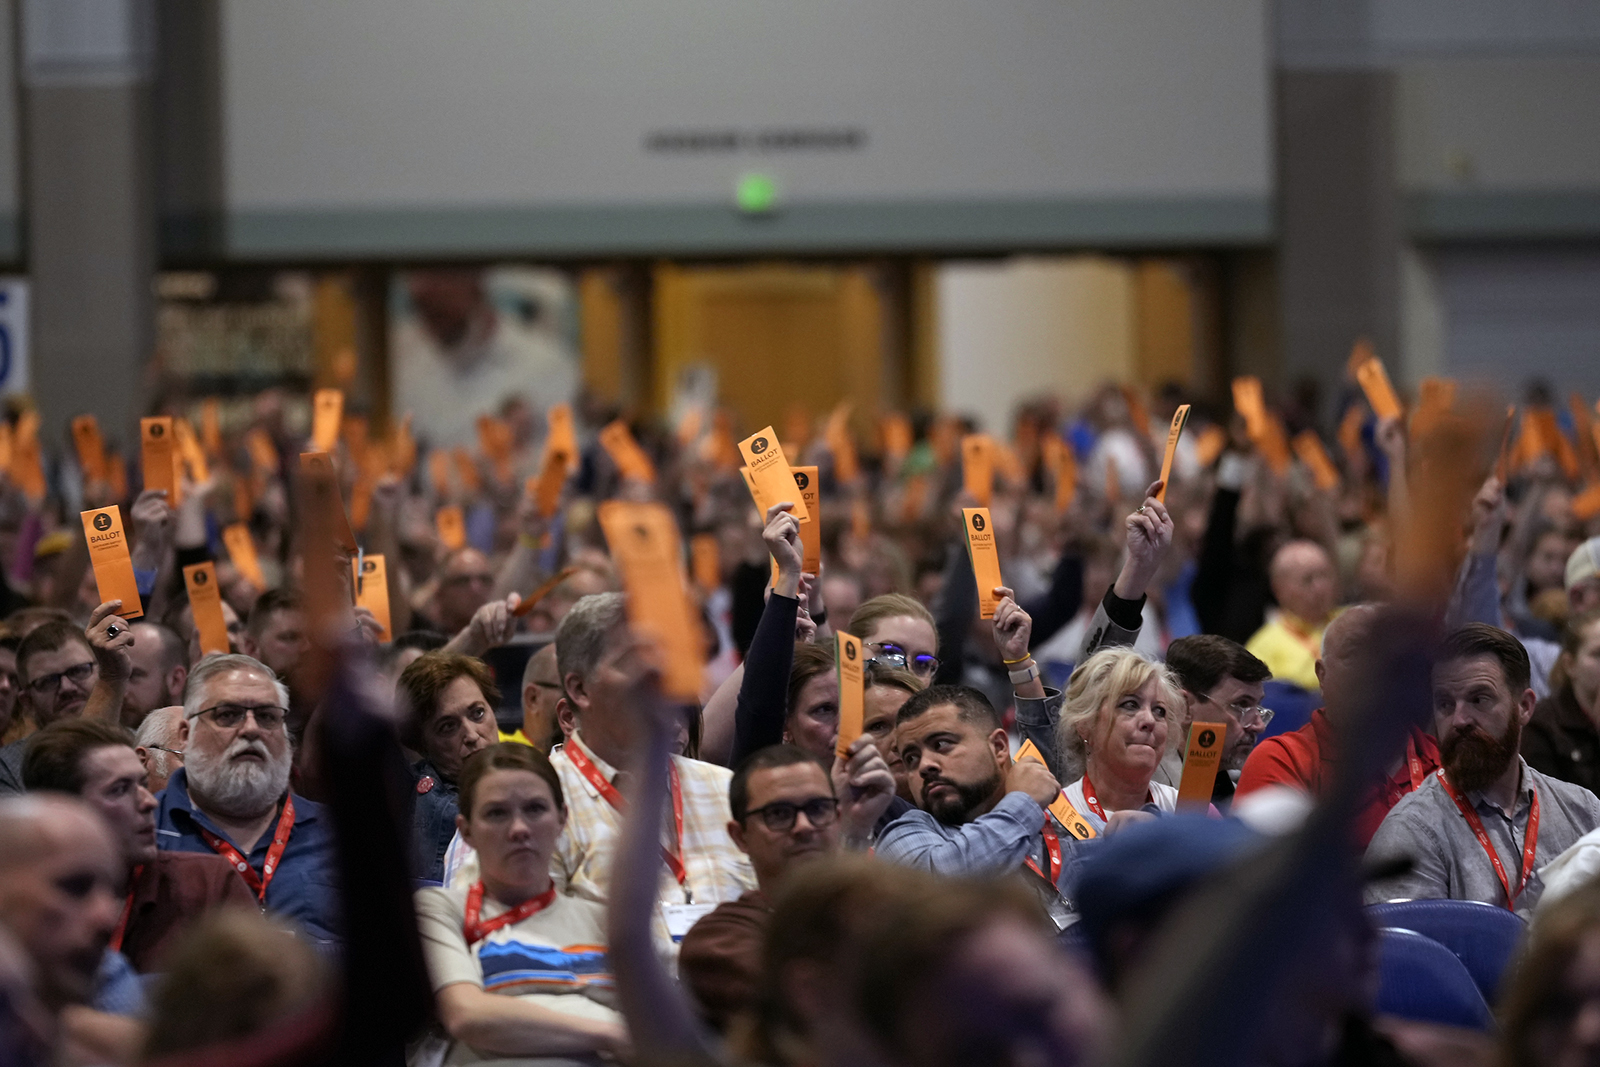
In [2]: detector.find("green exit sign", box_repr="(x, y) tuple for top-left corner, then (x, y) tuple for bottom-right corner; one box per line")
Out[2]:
(736, 173), (779, 214)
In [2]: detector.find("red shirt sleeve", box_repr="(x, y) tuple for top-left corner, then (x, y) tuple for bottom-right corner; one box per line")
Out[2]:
(1235, 733), (1314, 798)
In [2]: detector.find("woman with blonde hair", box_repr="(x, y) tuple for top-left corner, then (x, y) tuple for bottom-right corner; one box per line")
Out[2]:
(1056, 647), (1184, 831)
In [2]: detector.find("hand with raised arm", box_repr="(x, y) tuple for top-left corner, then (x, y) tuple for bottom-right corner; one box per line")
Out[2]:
(832, 735), (896, 847)
(1112, 482), (1174, 601)
(443, 593), (523, 657)
(763, 502), (802, 601)
(83, 602), (134, 722)
(992, 585), (1045, 699)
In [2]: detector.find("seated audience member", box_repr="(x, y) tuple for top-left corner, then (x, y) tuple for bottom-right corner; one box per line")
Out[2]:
(1245, 539), (1339, 694)
(380, 629), (449, 691)
(1053, 648), (1183, 827)
(0, 633), (21, 744)
(1498, 878), (1600, 1067)
(155, 653), (341, 947)
(783, 643), (841, 765)
(1150, 635), (1273, 809)
(1236, 604), (1441, 846)
(21, 718), (254, 971)
(679, 743), (893, 1032)
(609, 675), (1111, 1067)
(0, 795), (124, 1053)
(861, 663), (922, 805)
(1522, 608), (1600, 795)
(415, 743), (628, 1062)
(425, 548), (498, 637)
(119, 621), (187, 729)
(397, 651), (501, 881)
(139, 907), (329, 1061)
(1570, 537), (1600, 617)
(444, 594), (756, 918)
(239, 588), (309, 680)
(1366, 624), (1600, 918)
(850, 593), (940, 686)
(135, 705), (185, 793)
(878, 685), (1090, 927)
(0, 616), (126, 796)
(512, 642), (564, 751)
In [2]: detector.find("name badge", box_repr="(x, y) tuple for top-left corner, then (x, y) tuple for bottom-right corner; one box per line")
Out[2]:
(662, 902), (717, 942)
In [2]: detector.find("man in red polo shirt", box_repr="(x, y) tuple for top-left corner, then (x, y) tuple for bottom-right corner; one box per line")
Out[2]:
(1235, 604), (1440, 846)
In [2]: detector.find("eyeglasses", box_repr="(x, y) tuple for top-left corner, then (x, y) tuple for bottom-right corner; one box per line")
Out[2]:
(867, 644), (939, 679)
(26, 661), (96, 696)
(1199, 692), (1275, 728)
(187, 704), (288, 731)
(144, 745), (184, 757)
(744, 796), (840, 832)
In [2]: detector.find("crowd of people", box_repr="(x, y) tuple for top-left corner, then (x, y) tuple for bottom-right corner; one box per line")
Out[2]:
(2, 370), (1600, 1067)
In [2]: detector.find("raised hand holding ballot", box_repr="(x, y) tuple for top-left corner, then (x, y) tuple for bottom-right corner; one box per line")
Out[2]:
(962, 508), (1005, 619)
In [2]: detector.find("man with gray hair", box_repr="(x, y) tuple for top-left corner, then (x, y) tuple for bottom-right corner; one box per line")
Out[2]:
(134, 705), (185, 793)
(444, 593), (753, 949)
(153, 654), (341, 948)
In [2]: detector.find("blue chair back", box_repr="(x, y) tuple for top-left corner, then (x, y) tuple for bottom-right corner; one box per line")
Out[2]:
(1260, 680), (1320, 739)
(1368, 900), (1524, 1005)
(1375, 927), (1496, 1030)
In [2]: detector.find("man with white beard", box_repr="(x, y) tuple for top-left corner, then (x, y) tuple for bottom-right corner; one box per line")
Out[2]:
(153, 654), (341, 948)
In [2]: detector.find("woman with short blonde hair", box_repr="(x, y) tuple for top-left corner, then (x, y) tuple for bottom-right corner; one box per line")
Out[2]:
(1056, 647), (1184, 830)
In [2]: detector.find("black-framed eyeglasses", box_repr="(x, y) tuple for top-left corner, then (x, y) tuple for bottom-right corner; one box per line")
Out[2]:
(186, 704), (288, 731)
(744, 796), (840, 832)
(26, 661), (96, 696)
(144, 745), (184, 757)
(866, 643), (939, 679)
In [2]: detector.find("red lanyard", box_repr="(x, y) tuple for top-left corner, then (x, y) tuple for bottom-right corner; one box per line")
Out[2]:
(565, 741), (688, 890)
(1081, 775), (1150, 821)
(197, 795), (296, 904)
(1405, 736), (1426, 792)
(1437, 769), (1541, 911)
(462, 880), (558, 945)
(110, 864), (144, 953)
(1024, 821), (1062, 885)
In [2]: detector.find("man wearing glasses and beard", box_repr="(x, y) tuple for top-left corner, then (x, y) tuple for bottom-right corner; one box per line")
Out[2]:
(1367, 624), (1600, 919)
(153, 654), (341, 948)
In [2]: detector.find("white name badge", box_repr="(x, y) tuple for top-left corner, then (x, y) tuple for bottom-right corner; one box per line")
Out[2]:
(662, 902), (718, 942)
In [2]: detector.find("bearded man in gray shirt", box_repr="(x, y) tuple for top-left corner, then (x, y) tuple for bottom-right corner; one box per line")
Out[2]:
(1366, 624), (1600, 919)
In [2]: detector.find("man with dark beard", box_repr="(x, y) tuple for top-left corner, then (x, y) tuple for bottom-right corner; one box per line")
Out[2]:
(1366, 624), (1600, 918)
(877, 685), (1102, 927)
(153, 654), (341, 947)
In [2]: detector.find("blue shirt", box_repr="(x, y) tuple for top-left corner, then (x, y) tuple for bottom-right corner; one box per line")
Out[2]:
(875, 791), (1097, 926)
(155, 767), (342, 949)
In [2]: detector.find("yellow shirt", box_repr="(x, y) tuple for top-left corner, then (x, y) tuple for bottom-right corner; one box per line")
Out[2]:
(1245, 613), (1329, 692)
(498, 728), (532, 747)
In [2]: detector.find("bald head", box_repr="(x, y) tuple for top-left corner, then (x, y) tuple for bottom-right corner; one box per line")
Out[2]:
(1315, 604), (1381, 718)
(0, 796), (122, 1011)
(1270, 540), (1338, 626)
(520, 644), (563, 753)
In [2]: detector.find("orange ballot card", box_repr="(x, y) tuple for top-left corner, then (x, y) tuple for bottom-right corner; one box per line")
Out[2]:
(81, 507), (144, 618)
(1350, 344), (1404, 421)
(599, 420), (656, 483)
(532, 447), (569, 517)
(1293, 431), (1342, 492)
(1156, 405), (1191, 503)
(738, 426), (810, 522)
(791, 466), (821, 574)
(353, 554), (393, 642)
(435, 505), (467, 550)
(962, 434), (993, 506)
(545, 403), (578, 464)
(174, 418), (210, 484)
(222, 523), (266, 590)
(1232, 376), (1268, 438)
(835, 632), (866, 760)
(141, 417), (180, 505)
(597, 501), (703, 701)
(183, 563), (231, 656)
(1015, 740), (1097, 840)
(311, 389), (344, 453)
(511, 566), (579, 619)
(962, 508), (1005, 620)
(1176, 721), (1227, 808)
(691, 533), (721, 595)
(72, 415), (106, 482)
(298, 453), (357, 551)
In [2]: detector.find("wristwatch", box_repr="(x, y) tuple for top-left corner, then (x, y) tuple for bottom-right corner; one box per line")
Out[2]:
(1008, 660), (1041, 685)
